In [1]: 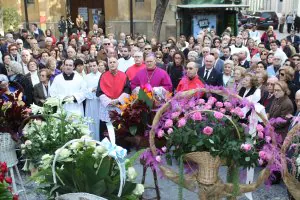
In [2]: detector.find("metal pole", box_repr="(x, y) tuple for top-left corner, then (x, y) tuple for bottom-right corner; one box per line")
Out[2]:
(24, 0), (29, 30)
(130, 0), (133, 36)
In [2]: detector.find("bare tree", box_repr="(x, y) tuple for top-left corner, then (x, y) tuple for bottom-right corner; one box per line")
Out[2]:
(152, 0), (169, 40)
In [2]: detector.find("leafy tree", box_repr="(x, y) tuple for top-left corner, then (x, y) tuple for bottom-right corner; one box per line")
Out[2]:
(3, 8), (21, 32)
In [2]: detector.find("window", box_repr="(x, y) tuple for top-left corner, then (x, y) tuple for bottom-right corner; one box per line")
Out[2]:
(27, 0), (35, 4)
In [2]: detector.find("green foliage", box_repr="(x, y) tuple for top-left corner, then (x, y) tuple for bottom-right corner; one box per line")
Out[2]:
(3, 8), (21, 33)
(138, 89), (153, 108)
(0, 182), (13, 200)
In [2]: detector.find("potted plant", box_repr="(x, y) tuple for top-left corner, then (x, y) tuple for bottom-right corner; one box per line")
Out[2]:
(21, 97), (91, 172)
(149, 88), (281, 199)
(32, 136), (144, 200)
(0, 89), (29, 167)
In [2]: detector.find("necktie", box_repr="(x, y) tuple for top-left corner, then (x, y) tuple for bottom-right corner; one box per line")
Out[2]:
(204, 70), (209, 80)
(45, 85), (48, 97)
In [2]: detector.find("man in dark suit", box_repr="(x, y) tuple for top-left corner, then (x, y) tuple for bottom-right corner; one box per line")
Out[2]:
(238, 50), (250, 69)
(211, 48), (224, 73)
(33, 69), (51, 106)
(197, 55), (223, 86)
(220, 46), (231, 61)
(286, 30), (300, 52)
(292, 54), (300, 85)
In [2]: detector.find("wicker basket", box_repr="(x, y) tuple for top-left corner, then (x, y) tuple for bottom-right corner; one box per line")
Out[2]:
(185, 152), (221, 185)
(55, 193), (107, 200)
(0, 132), (18, 167)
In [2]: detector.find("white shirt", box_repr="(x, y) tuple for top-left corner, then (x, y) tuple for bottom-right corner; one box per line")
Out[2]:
(230, 45), (251, 61)
(223, 74), (231, 86)
(204, 68), (213, 79)
(118, 57), (135, 72)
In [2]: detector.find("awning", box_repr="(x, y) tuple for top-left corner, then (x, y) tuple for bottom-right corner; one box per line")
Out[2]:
(177, 4), (249, 9)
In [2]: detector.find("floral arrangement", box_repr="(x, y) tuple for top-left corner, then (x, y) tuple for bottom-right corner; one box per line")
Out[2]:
(0, 162), (18, 200)
(21, 97), (91, 170)
(110, 84), (170, 147)
(32, 136), (144, 200)
(0, 89), (29, 141)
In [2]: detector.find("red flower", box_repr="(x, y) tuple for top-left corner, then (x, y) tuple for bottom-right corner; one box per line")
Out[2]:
(5, 176), (12, 184)
(13, 194), (19, 200)
(0, 162), (8, 173)
(0, 174), (4, 182)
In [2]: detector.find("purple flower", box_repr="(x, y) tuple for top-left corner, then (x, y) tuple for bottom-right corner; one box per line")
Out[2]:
(215, 101), (224, 108)
(167, 128), (173, 134)
(258, 158), (264, 166)
(214, 111), (224, 120)
(265, 136), (271, 143)
(258, 131), (264, 139)
(155, 156), (161, 163)
(208, 96), (217, 103)
(157, 129), (164, 138)
(171, 112), (180, 119)
(256, 124), (264, 132)
(191, 112), (202, 121)
(220, 108), (226, 114)
(164, 119), (173, 128)
(204, 104), (212, 110)
(241, 143), (252, 152)
(203, 126), (213, 136)
(224, 102), (232, 109)
(177, 118), (187, 128)
(197, 99), (206, 105)
(161, 146), (167, 152)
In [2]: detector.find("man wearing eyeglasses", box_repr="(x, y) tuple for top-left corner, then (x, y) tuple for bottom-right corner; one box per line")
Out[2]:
(20, 50), (31, 74)
(267, 53), (282, 77)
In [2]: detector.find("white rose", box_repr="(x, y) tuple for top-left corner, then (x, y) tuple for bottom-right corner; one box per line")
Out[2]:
(40, 154), (53, 169)
(70, 142), (83, 151)
(127, 167), (138, 181)
(44, 97), (60, 107)
(30, 103), (44, 114)
(55, 148), (72, 162)
(21, 144), (26, 149)
(25, 140), (32, 146)
(133, 184), (144, 196)
(21, 150), (26, 155)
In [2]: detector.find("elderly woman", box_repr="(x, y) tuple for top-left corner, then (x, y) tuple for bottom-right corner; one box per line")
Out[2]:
(278, 66), (298, 105)
(247, 38), (259, 58)
(268, 81), (294, 139)
(8, 61), (33, 105)
(238, 73), (259, 100)
(33, 68), (52, 106)
(25, 59), (40, 87)
(2, 54), (12, 75)
(46, 57), (61, 82)
(233, 66), (246, 92)
(223, 60), (235, 89)
(8, 44), (22, 63)
(260, 76), (278, 113)
(231, 54), (240, 68)
(187, 51), (199, 62)
(0, 74), (23, 101)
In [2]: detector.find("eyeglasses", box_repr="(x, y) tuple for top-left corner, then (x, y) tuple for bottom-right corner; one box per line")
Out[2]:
(292, 58), (300, 61)
(280, 73), (285, 76)
(17, 43), (23, 45)
(27, 37), (33, 39)
(103, 43), (110, 45)
(144, 48), (152, 50)
(156, 56), (162, 59)
(203, 51), (209, 53)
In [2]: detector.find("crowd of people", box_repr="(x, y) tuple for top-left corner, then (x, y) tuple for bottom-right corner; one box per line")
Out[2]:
(0, 22), (299, 149)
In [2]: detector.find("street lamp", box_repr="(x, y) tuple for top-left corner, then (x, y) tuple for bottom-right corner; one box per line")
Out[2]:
(24, 0), (29, 29)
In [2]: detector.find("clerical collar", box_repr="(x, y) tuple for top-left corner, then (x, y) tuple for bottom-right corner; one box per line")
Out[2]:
(63, 72), (75, 80)
(147, 67), (157, 71)
(123, 56), (131, 60)
(235, 44), (243, 48)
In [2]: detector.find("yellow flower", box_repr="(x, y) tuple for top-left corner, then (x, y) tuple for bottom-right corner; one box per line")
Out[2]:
(118, 124), (122, 129)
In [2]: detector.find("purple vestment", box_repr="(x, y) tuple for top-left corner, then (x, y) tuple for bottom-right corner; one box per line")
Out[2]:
(130, 67), (173, 92)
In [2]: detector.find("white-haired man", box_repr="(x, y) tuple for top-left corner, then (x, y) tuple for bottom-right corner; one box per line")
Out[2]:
(126, 51), (146, 81)
(20, 49), (31, 74)
(211, 48), (224, 73)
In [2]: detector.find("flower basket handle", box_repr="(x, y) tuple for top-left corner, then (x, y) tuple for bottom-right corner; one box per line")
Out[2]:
(280, 124), (300, 200)
(52, 122), (127, 198)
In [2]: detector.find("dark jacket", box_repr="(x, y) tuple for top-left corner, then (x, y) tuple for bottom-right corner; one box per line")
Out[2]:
(9, 74), (33, 106)
(238, 87), (257, 98)
(0, 63), (8, 75)
(259, 91), (275, 113)
(268, 95), (294, 139)
(33, 82), (48, 106)
(167, 63), (185, 91)
(198, 67), (223, 86)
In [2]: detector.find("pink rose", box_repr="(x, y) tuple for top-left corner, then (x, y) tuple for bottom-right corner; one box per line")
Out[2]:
(167, 128), (173, 134)
(177, 118), (187, 128)
(188, 101), (195, 108)
(256, 124), (264, 132)
(241, 143), (252, 152)
(259, 151), (270, 160)
(191, 112), (202, 121)
(155, 156), (161, 163)
(157, 129), (164, 138)
(237, 111), (245, 118)
(208, 96), (217, 103)
(164, 119), (173, 128)
(197, 99), (206, 105)
(224, 102), (232, 109)
(265, 136), (271, 143)
(143, 83), (152, 92)
(171, 112), (180, 119)
(203, 126), (213, 136)
(204, 104), (212, 110)
(220, 108), (226, 114)
(161, 146), (167, 152)
(258, 131), (264, 139)
(214, 111), (224, 120)
(215, 101), (224, 108)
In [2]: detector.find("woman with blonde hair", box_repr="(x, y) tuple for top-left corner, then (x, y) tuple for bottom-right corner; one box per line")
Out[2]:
(233, 66), (246, 92)
(223, 60), (235, 90)
(238, 72), (259, 99)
